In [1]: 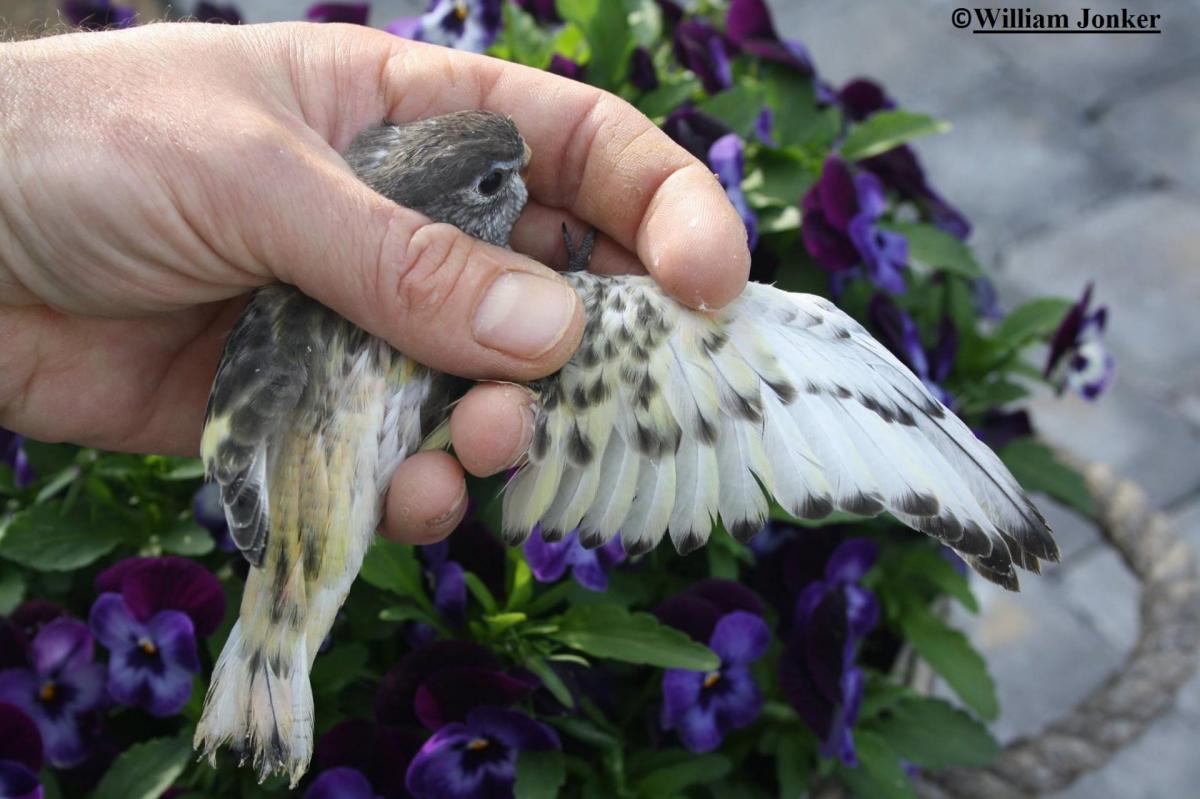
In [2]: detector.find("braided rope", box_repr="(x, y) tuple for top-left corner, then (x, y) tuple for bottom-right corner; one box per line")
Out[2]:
(915, 463), (1200, 798)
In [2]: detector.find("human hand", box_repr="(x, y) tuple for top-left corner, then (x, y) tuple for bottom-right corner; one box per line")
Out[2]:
(0, 21), (751, 542)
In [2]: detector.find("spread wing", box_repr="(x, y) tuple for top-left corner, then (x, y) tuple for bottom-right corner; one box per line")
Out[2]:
(502, 274), (1057, 589)
(201, 285), (319, 567)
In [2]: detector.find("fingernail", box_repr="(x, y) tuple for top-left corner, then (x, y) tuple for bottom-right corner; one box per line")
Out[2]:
(426, 482), (469, 529)
(506, 398), (536, 470)
(473, 272), (577, 358)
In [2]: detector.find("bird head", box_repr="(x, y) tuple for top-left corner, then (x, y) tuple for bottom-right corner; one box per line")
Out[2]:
(345, 110), (531, 248)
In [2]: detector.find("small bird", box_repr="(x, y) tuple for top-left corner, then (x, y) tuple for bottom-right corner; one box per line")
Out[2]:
(194, 111), (1057, 785)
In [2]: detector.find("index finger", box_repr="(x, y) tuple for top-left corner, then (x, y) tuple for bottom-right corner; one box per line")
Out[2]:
(289, 24), (751, 310)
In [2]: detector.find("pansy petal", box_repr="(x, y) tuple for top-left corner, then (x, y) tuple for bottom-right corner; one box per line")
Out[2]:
(523, 528), (572, 583)
(630, 46), (658, 91)
(816, 157), (859, 232)
(802, 209), (860, 271)
(413, 667), (533, 730)
(108, 557), (225, 637)
(405, 723), (483, 799)
(569, 555), (608, 592)
(107, 644), (194, 717)
(715, 665), (763, 729)
(62, 663), (105, 715)
(654, 596), (722, 644)
(193, 2), (242, 24)
(385, 16), (421, 38)
(662, 107), (733, 161)
(0, 702), (43, 772)
(838, 78), (894, 122)
(27, 703), (88, 769)
(709, 612), (769, 666)
(304, 766), (376, 799)
(825, 539), (879, 585)
(376, 642), (501, 725)
(468, 707), (560, 751)
(306, 2), (369, 24)
(30, 619), (94, 678)
(146, 611), (200, 673)
(673, 704), (723, 753)
(431, 562), (467, 622)
(87, 594), (142, 653)
(0, 760), (42, 799)
(660, 668), (704, 726)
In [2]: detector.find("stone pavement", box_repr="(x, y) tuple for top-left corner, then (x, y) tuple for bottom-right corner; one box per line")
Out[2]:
(768, 2), (1200, 796)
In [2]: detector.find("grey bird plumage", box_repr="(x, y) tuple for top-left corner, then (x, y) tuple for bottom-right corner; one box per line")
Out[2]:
(195, 110), (1058, 785)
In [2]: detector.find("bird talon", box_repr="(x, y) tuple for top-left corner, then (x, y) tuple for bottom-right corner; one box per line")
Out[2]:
(562, 223), (597, 272)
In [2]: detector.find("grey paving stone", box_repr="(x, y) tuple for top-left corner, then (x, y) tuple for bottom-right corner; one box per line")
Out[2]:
(1037, 496), (1103, 563)
(1098, 75), (1200, 196)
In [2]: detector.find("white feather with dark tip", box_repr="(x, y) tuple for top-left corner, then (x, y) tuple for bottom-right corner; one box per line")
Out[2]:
(504, 273), (1057, 589)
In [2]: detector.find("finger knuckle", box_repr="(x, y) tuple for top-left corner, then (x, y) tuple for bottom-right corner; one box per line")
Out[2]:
(385, 220), (472, 318)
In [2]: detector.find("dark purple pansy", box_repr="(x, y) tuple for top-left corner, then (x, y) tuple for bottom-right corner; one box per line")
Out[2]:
(417, 541), (468, 625)
(724, 0), (812, 74)
(673, 18), (734, 94)
(660, 611), (769, 752)
(837, 78), (971, 240)
(192, 482), (235, 552)
(375, 641), (534, 731)
(0, 619), (104, 768)
(88, 593), (200, 717)
(405, 707), (560, 799)
(975, 409), (1033, 450)
(754, 106), (777, 147)
(306, 2), (369, 24)
(524, 526), (626, 592)
(514, 0), (559, 25)
(655, 579), (764, 653)
(304, 766), (379, 799)
(0, 702), (43, 786)
(868, 294), (957, 405)
(94, 556), (225, 638)
(630, 46), (658, 91)
(802, 156), (908, 292)
(316, 719), (425, 799)
(1044, 282), (1115, 400)
(193, 1), (241, 23)
(0, 760), (41, 799)
(0, 431), (34, 489)
(709, 133), (758, 250)
(548, 54), (586, 81)
(387, 0), (503, 53)
(61, 0), (135, 29)
(662, 106), (733, 161)
(779, 538), (879, 765)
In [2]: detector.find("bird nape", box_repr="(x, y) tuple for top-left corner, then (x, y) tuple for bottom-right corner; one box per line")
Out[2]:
(193, 110), (1057, 786)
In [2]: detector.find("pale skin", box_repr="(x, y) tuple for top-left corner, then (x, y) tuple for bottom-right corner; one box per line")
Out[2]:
(0, 22), (750, 544)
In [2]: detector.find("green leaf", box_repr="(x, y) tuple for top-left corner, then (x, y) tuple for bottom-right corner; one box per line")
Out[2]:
(0, 565), (25, 615)
(524, 655), (575, 709)
(359, 539), (429, 607)
(837, 731), (918, 799)
(883, 221), (981, 278)
(515, 750), (567, 799)
(484, 611), (528, 633)
(548, 715), (620, 749)
(774, 733), (814, 797)
(559, 0), (632, 90)
(626, 0), (662, 46)
(549, 604), (719, 670)
(635, 753), (731, 797)
(889, 546), (979, 613)
(1000, 437), (1095, 516)
(763, 66), (840, 149)
(991, 298), (1073, 350)
(868, 696), (1000, 769)
(637, 74), (701, 119)
(899, 609), (997, 719)
(745, 149), (815, 207)
(506, 556), (534, 611)
(92, 736), (191, 799)
(698, 83), (767, 138)
(501, 2), (555, 68)
(156, 456), (207, 481)
(20, 441), (79, 478)
(34, 467), (79, 504)
(0, 504), (122, 571)
(842, 110), (951, 161)
(310, 642), (369, 695)
(466, 571), (500, 614)
(161, 518), (215, 556)
(379, 603), (435, 624)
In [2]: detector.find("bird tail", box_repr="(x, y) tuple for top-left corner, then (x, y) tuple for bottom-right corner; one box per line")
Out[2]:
(193, 613), (313, 787)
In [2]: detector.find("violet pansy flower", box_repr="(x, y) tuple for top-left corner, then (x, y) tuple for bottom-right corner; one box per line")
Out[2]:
(305, 2), (369, 24)
(405, 707), (560, 799)
(193, 2), (242, 23)
(868, 294), (957, 405)
(0, 619), (104, 768)
(1044, 283), (1115, 400)
(673, 18), (734, 94)
(304, 767), (379, 799)
(524, 526), (625, 592)
(0, 430), (34, 489)
(61, 0), (135, 29)
(0, 702), (43, 799)
(708, 133), (759, 250)
(387, 0), (503, 53)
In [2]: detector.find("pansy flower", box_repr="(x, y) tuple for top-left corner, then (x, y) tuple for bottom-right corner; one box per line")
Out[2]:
(673, 18), (734, 94)
(193, 1), (242, 23)
(0, 619), (104, 768)
(662, 107), (733, 161)
(975, 409), (1034, 450)
(1044, 283), (1114, 400)
(306, 2), (369, 24)
(61, 0), (135, 29)
(0, 430), (33, 489)
(514, 0), (559, 26)
(802, 156), (908, 293)
(304, 766), (380, 799)
(779, 538), (880, 765)
(405, 707), (560, 799)
(315, 720), (425, 799)
(417, 540), (468, 628)
(0, 703), (43, 799)
(838, 78), (971, 240)
(868, 293), (957, 405)
(387, 0), (503, 53)
(548, 54), (586, 81)
(725, 0), (834, 103)
(709, 133), (758, 250)
(630, 47), (658, 91)
(524, 526), (625, 592)
(192, 482), (235, 552)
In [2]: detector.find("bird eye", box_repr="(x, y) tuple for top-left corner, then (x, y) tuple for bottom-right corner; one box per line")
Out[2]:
(477, 169), (505, 196)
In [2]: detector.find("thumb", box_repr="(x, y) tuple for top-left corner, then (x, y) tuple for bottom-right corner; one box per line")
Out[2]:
(231, 135), (584, 381)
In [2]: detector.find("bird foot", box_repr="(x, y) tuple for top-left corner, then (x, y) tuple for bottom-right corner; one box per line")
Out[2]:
(562, 223), (597, 272)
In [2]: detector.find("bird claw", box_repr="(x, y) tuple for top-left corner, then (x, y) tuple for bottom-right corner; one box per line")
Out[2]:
(562, 223), (597, 272)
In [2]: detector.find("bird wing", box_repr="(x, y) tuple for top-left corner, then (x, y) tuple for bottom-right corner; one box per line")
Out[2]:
(502, 274), (1057, 589)
(201, 285), (319, 567)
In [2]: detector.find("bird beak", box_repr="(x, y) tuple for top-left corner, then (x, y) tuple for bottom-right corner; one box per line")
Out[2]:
(521, 140), (532, 176)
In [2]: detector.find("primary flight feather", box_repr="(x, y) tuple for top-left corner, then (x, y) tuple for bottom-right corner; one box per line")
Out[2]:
(194, 110), (1057, 785)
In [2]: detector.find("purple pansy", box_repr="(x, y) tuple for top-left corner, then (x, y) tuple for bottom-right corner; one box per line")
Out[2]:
(94, 557), (225, 638)
(193, 1), (241, 23)
(660, 611), (769, 752)
(802, 156), (908, 293)
(316, 720), (425, 799)
(387, 0), (503, 53)
(662, 106), (733, 161)
(630, 47), (658, 91)
(524, 526), (626, 592)
(724, 0), (813, 74)
(61, 0), (135, 29)
(655, 578), (765, 645)
(1045, 283), (1115, 400)
(88, 594), (199, 717)
(0, 619), (104, 768)
(405, 707), (560, 799)
(514, 0), (559, 26)
(418, 541), (467, 625)
(754, 106), (777, 147)
(306, 2), (369, 24)
(709, 133), (758, 250)
(548, 54), (586, 81)
(192, 482), (235, 552)
(673, 18), (734, 94)
(838, 78), (971, 240)
(0, 430), (34, 489)
(779, 538), (879, 765)
(0, 702), (43, 799)
(305, 767), (379, 799)
(976, 409), (1034, 450)
(868, 294), (957, 405)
